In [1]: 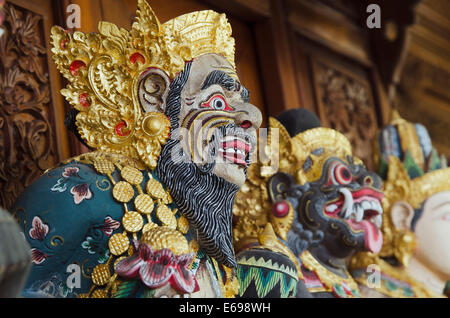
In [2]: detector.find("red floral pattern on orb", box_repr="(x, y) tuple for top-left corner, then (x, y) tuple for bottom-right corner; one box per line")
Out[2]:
(272, 201), (289, 218)
(115, 120), (131, 136)
(100, 216), (120, 237)
(115, 241), (199, 294)
(29, 216), (49, 241)
(62, 166), (79, 178)
(70, 60), (86, 76)
(31, 248), (48, 265)
(70, 183), (92, 204)
(130, 52), (146, 64)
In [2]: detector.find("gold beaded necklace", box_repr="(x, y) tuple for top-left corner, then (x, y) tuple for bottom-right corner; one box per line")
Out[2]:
(72, 152), (195, 298)
(71, 151), (236, 298)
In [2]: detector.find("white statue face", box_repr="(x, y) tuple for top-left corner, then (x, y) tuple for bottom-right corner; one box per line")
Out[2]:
(414, 191), (450, 278)
(178, 54), (262, 187)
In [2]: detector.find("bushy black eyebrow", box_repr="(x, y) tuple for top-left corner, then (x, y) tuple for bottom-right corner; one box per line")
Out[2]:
(201, 70), (250, 103)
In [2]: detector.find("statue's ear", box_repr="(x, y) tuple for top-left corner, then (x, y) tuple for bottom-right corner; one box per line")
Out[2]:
(136, 68), (171, 113)
(391, 201), (415, 230)
(267, 172), (295, 202)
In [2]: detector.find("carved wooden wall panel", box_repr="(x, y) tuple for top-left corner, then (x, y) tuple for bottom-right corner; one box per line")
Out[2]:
(312, 59), (378, 169)
(0, 0), (69, 209)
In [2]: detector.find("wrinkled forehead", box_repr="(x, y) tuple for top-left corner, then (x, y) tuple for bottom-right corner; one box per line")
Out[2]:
(182, 53), (238, 95)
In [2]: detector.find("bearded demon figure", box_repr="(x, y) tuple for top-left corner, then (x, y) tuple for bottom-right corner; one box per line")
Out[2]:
(233, 109), (383, 298)
(11, 0), (261, 298)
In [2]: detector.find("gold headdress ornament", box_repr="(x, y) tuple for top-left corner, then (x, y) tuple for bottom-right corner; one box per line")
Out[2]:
(50, 0), (235, 169)
(233, 117), (361, 248)
(377, 155), (450, 264)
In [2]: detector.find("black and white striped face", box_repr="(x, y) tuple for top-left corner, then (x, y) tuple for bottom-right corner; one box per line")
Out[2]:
(177, 54), (262, 187)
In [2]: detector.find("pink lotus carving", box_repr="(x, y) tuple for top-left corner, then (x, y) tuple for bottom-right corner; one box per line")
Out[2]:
(115, 241), (199, 294)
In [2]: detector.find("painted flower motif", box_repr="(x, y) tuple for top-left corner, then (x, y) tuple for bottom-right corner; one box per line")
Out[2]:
(51, 178), (67, 193)
(62, 166), (80, 178)
(81, 236), (97, 254)
(99, 216), (120, 237)
(29, 216), (49, 241)
(97, 248), (110, 264)
(70, 183), (92, 204)
(31, 248), (48, 265)
(115, 241), (199, 294)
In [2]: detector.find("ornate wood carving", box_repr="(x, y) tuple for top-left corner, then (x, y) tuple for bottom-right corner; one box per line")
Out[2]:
(397, 55), (450, 158)
(313, 61), (378, 169)
(0, 2), (58, 209)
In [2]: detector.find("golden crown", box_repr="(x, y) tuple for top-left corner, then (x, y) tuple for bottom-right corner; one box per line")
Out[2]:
(50, 0), (235, 168)
(233, 117), (360, 247)
(377, 155), (450, 263)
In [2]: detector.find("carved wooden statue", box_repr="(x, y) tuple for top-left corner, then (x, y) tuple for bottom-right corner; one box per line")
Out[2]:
(11, 0), (261, 298)
(349, 110), (450, 298)
(233, 109), (384, 298)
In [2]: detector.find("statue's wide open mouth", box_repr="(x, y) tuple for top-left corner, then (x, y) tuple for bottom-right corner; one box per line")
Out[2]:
(324, 187), (384, 253)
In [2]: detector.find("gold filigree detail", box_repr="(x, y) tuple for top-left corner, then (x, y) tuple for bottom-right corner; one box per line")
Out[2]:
(142, 222), (158, 233)
(94, 158), (115, 175)
(122, 211), (144, 233)
(121, 166), (144, 185)
(211, 257), (239, 298)
(50, 0), (235, 169)
(349, 252), (444, 298)
(257, 224), (302, 278)
(112, 181), (135, 203)
(156, 203), (177, 229)
(134, 193), (154, 214)
(269, 200), (294, 242)
(177, 216), (189, 234)
(141, 226), (189, 256)
(189, 240), (199, 255)
(91, 289), (108, 298)
(91, 264), (111, 286)
(108, 233), (130, 256)
(146, 177), (167, 200)
(301, 250), (359, 296)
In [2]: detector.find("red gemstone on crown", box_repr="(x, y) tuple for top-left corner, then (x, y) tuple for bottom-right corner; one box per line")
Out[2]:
(115, 120), (130, 136)
(70, 60), (86, 76)
(272, 201), (289, 218)
(79, 93), (90, 107)
(130, 52), (145, 64)
(60, 39), (68, 50)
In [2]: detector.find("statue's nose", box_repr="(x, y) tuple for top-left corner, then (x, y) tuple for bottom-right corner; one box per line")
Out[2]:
(234, 102), (262, 130)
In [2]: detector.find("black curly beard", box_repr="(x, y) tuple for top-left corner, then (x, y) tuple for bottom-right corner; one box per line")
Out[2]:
(155, 62), (239, 268)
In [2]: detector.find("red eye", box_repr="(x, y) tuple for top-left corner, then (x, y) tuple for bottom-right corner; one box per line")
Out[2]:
(201, 95), (233, 111)
(330, 162), (352, 185)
